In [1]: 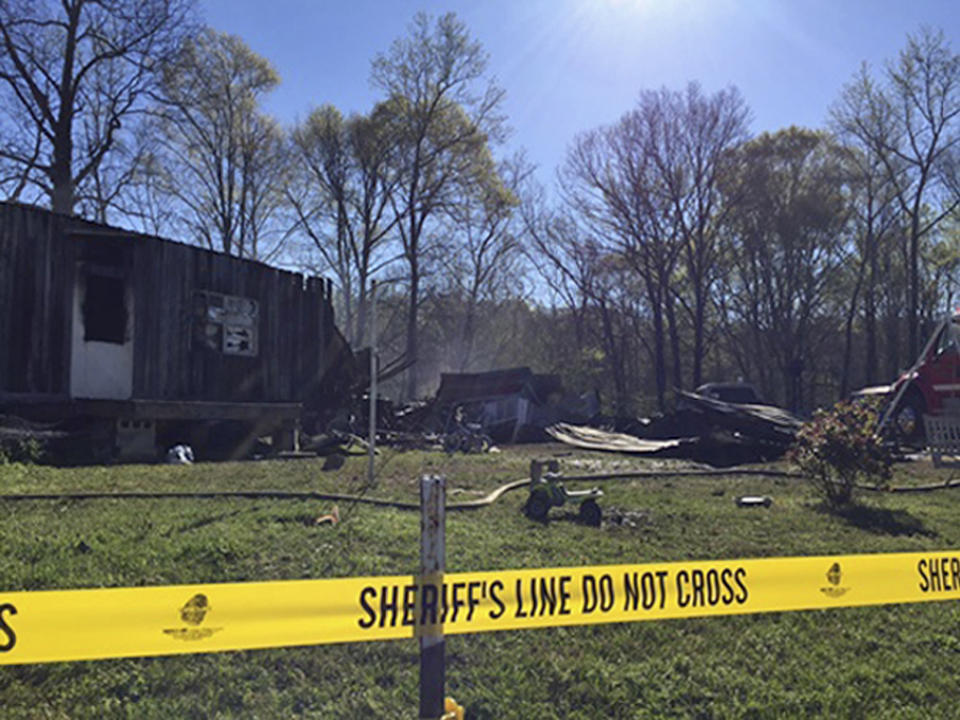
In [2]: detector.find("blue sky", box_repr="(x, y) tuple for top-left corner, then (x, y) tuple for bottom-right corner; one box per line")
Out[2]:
(199, 0), (958, 185)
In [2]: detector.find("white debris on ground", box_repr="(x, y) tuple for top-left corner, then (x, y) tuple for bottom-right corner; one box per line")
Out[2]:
(166, 444), (194, 464)
(602, 507), (651, 528)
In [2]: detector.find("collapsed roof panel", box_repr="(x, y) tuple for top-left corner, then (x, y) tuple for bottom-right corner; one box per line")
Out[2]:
(674, 390), (803, 444)
(435, 367), (563, 406)
(547, 422), (690, 454)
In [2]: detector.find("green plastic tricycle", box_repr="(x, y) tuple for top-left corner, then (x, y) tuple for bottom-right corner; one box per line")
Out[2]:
(523, 459), (603, 526)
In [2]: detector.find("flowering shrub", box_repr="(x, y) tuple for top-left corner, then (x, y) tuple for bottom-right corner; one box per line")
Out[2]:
(788, 400), (892, 507)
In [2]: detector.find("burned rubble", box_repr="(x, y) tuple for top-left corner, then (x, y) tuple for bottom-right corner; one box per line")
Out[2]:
(325, 366), (602, 455)
(342, 364), (803, 468)
(547, 389), (802, 467)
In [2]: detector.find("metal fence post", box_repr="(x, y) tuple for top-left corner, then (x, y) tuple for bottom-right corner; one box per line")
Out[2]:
(419, 474), (445, 719)
(367, 280), (377, 487)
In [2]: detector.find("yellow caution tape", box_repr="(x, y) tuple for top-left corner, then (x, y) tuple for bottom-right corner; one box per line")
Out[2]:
(1, 550), (959, 665)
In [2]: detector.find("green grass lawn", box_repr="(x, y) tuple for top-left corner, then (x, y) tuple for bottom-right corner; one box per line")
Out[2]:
(1, 446), (959, 718)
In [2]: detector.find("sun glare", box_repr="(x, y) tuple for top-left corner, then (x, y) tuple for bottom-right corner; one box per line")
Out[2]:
(579, 0), (664, 17)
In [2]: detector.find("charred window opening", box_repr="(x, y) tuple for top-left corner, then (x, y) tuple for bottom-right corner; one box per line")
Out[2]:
(83, 273), (127, 343)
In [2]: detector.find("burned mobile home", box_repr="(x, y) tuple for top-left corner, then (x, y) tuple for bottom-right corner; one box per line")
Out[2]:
(0, 202), (354, 462)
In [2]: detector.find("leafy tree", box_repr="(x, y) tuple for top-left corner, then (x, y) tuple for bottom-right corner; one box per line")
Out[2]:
(0, 0), (193, 214)
(371, 11), (506, 398)
(288, 105), (400, 345)
(152, 28), (286, 259)
(719, 128), (850, 411)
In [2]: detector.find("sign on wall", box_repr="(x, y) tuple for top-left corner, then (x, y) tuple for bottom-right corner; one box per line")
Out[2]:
(193, 291), (258, 357)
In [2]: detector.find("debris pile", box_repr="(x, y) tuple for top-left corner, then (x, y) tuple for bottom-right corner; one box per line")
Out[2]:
(331, 362), (803, 468)
(334, 366), (599, 454)
(546, 390), (804, 468)
(428, 367), (599, 444)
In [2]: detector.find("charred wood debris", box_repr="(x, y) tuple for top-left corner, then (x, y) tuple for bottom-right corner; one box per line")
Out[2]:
(303, 368), (803, 469)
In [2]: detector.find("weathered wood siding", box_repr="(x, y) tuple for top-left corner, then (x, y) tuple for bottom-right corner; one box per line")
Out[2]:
(1, 202), (337, 404)
(0, 204), (75, 395)
(130, 234), (332, 402)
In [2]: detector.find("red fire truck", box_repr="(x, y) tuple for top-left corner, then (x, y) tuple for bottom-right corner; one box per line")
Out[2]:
(868, 314), (960, 443)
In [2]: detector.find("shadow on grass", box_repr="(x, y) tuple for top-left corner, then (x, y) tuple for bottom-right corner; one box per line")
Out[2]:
(820, 503), (937, 537)
(166, 508), (247, 535)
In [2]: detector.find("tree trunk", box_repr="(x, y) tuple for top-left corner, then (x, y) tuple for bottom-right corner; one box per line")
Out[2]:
(50, 138), (74, 215)
(356, 279), (368, 349)
(840, 278), (862, 398)
(459, 297), (478, 373)
(599, 300), (627, 415)
(840, 230), (868, 397)
(692, 283), (706, 388)
(650, 290), (667, 413)
(665, 290), (682, 392)
(884, 306), (900, 380)
(908, 214), (920, 362)
(864, 241), (878, 385)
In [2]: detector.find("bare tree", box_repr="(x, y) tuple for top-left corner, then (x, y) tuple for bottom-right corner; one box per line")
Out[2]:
(832, 28), (960, 360)
(0, 0), (193, 214)
(522, 176), (641, 415)
(520, 185), (598, 354)
(74, 71), (157, 223)
(647, 83), (751, 388)
(561, 107), (684, 411)
(831, 140), (902, 392)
